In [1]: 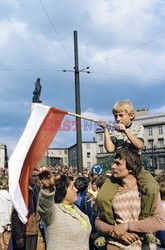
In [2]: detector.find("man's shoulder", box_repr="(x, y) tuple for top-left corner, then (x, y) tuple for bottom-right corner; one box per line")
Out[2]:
(97, 177), (120, 200)
(137, 169), (160, 193)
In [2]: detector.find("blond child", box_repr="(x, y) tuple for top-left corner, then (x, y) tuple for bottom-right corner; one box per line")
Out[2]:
(99, 100), (144, 153)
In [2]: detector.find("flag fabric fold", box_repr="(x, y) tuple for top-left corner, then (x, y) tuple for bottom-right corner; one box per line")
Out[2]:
(9, 103), (66, 223)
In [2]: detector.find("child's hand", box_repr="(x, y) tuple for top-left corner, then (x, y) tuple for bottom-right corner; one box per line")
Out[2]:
(97, 120), (107, 129)
(115, 123), (126, 132)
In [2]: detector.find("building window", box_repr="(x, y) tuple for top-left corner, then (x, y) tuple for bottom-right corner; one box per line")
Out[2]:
(158, 138), (164, 148)
(158, 125), (163, 135)
(99, 133), (103, 141)
(99, 145), (103, 153)
(86, 143), (90, 149)
(159, 157), (165, 170)
(87, 152), (91, 158)
(148, 139), (153, 148)
(148, 127), (152, 136)
(64, 149), (67, 154)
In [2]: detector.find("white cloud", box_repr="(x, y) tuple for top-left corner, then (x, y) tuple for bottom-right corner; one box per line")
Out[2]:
(151, 105), (165, 114)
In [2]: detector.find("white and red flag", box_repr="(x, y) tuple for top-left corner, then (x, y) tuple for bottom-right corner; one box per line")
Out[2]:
(8, 103), (66, 223)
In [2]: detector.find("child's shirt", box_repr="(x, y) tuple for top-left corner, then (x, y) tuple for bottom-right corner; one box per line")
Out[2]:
(109, 123), (144, 152)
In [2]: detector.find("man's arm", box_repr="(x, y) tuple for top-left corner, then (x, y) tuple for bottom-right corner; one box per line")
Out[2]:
(128, 193), (165, 233)
(95, 218), (139, 244)
(112, 193), (165, 236)
(95, 217), (114, 235)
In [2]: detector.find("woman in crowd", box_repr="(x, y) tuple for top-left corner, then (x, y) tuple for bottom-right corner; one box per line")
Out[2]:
(38, 167), (91, 250)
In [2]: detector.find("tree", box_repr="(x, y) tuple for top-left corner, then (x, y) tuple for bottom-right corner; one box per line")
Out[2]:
(97, 155), (114, 172)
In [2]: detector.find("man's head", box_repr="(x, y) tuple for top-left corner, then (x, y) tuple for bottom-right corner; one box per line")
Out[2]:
(29, 169), (39, 187)
(112, 100), (135, 125)
(112, 148), (141, 179)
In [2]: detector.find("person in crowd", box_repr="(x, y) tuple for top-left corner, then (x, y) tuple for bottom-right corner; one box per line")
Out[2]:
(88, 178), (98, 199)
(74, 177), (93, 220)
(11, 169), (40, 250)
(95, 175), (107, 190)
(98, 99), (144, 153)
(38, 167), (91, 250)
(74, 176), (97, 250)
(95, 148), (165, 250)
(0, 176), (12, 250)
(155, 174), (165, 249)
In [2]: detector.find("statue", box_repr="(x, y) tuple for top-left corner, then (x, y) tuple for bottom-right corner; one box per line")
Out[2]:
(32, 78), (42, 103)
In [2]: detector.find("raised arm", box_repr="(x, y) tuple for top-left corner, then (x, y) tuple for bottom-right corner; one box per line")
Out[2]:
(37, 167), (59, 226)
(104, 128), (115, 152)
(97, 120), (115, 152)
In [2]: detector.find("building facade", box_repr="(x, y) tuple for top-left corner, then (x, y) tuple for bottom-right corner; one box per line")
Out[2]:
(68, 141), (97, 169)
(0, 144), (8, 169)
(48, 148), (69, 167)
(38, 148), (69, 167)
(134, 109), (165, 170)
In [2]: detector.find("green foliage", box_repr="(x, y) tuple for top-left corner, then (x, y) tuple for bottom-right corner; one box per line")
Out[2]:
(142, 153), (150, 170)
(97, 155), (114, 172)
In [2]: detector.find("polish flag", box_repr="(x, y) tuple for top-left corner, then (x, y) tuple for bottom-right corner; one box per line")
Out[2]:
(8, 103), (66, 223)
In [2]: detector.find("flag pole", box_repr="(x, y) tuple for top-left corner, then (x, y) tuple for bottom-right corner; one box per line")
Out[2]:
(67, 111), (115, 129)
(67, 111), (98, 123)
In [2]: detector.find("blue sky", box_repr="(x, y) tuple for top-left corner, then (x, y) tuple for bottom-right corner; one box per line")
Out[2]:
(0, 0), (165, 155)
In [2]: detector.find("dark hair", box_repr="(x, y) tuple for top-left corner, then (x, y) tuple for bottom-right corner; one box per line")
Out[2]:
(95, 175), (107, 189)
(91, 178), (97, 185)
(114, 148), (142, 177)
(54, 175), (72, 203)
(74, 176), (89, 193)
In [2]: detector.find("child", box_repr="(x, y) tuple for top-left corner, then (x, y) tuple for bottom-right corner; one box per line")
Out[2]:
(98, 99), (144, 153)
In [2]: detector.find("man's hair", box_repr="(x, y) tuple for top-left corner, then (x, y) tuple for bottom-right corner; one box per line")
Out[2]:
(114, 148), (142, 177)
(112, 99), (135, 120)
(74, 176), (89, 193)
(54, 175), (73, 203)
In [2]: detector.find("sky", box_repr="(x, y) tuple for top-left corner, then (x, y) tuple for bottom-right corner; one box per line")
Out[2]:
(0, 0), (165, 156)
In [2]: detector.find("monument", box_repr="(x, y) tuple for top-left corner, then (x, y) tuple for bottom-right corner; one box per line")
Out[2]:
(32, 78), (42, 103)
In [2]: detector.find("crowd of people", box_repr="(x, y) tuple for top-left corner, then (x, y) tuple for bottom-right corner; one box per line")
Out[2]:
(0, 99), (165, 250)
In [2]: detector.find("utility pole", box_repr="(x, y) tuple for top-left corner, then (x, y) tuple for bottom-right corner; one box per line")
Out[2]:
(73, 30), (83, 173)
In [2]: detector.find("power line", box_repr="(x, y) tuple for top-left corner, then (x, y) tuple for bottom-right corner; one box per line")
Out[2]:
(0, 68), (64, 72)
(0, 68), (89, 73)
(0, 68), (164, 82)
(85, 35), (165, 70)
(88, 70), (165, 82)
(38, 0), (73, 67)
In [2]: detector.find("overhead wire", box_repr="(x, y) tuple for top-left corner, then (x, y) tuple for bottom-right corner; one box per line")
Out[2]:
(38, 0), (73, 67)
(88, 71), (165, 82)
(84, 35), (165, 70)
(0, 68), (64, 72)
